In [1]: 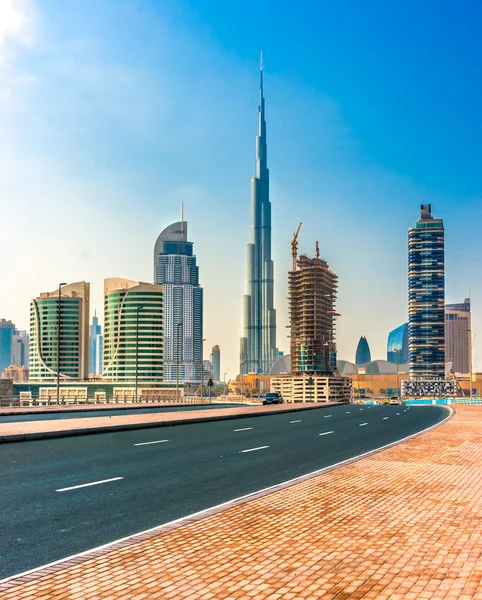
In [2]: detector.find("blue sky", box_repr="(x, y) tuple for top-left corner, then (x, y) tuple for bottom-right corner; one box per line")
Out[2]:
(1, 0), (481, 377)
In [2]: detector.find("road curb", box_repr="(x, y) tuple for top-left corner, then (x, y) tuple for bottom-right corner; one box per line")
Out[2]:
(0, 403), (216, 417)
(0, 403), (346, 443)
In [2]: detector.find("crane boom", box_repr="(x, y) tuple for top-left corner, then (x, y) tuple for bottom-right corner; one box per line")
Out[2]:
(291, 222), (303, 270)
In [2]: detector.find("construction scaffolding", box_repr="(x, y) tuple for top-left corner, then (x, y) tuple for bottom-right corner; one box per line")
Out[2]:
(289, 253), (338, 376)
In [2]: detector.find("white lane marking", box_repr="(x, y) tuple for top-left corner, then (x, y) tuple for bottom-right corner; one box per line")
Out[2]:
(289, 420), (302, 423)
(359, 409), (363, 411)
(56, 477), (123, 493)
(234, 427), (253, 432)
(396, 413), (400, 415)
(6, 408), (452, 587)
(359, 423), (368, 427)
(345, 411), (351, 414)
(239, 446), (269, 453)
(383, 417), (389, 420)
(318, 431), (334, 436)
(324, 415), (332, 418)
(134, 440), (169, 446)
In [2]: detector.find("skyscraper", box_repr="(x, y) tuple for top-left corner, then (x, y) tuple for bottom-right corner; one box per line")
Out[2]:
(89, 312), (103, 375)
(408, 204), (445, 379)
(103, 278), (163, 382)
(211, 344), (220, 381)
(29, 282), (90, 381)
(445, 298), (471, 374)
(289, 252), (338, 376)
(240, 59), (277, 375)
(355, 336), (371, 365)
(154, 219), (203, 382)
(0, 320), (15, 372)
(387, 323), (409, 364)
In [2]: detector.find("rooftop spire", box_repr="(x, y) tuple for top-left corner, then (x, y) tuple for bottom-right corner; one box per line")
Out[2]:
(255, 53), (268, 180)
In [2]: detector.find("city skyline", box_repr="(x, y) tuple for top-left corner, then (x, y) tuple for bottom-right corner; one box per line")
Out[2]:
(1, 0), (481, 378)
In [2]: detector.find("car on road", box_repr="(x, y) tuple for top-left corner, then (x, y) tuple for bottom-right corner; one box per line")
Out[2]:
(263, 392), (283, 405)
(389, 396), (401, 405)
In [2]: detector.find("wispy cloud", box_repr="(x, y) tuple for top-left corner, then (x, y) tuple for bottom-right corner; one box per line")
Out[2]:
(0, 0), (33, 64)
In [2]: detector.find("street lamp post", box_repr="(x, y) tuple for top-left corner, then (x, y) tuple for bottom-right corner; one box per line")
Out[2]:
(394, 348), (400, 400)
(200, 338), (206, 401)
(135, 306), (144, 403)
(468, 328), (473, 403)
(56, 282), (67, 406)
(176, 322), (183, 400)
(224, 372), (227, 399)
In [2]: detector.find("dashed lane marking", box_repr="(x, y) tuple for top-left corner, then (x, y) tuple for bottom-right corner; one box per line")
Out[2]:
(234, 427), (253, 432)
(134, 440), (169, 446)
(359, 423), (368, 427)
(318, 431), (334, 436)
(239, 446), (269, 453)
(56, 477), (124, 493)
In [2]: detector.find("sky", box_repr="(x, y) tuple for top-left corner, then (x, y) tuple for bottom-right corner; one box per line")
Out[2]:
(1, 0), (481, 378)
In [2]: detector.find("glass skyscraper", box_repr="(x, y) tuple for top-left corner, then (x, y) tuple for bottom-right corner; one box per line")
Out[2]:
(240, 59), (277, 375)
(89, 312), (103, 375)
(387, 323), (409, 364)
(408, 204), (445, 379)
(154, 221), (203, 382)
(0, 319), (15, 372)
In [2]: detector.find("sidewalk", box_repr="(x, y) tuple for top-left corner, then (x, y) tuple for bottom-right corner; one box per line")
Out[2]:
(0, 403), (333, 443)
(2, 406), (482, 599)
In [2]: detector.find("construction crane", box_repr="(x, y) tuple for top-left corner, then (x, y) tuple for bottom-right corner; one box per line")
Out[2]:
(291, 222), (302, 270)
(315, 241), (320, 259)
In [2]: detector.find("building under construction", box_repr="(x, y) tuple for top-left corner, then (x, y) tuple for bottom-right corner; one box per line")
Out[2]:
(289, 246), (338, 376)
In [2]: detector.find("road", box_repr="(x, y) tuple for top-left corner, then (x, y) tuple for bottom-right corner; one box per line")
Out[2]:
(0, 404), (238, 423)
(0, 403), (448, 579)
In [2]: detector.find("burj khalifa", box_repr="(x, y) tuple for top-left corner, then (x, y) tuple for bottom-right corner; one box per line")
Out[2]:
(240, 59), (277, 375)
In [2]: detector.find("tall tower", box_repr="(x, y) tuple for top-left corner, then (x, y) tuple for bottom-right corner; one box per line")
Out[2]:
(240, 57), (277, 374)
(445, 298), (471, 374)
(154, 219), (203, 382)
(211, 344), (220, 381)
(408, 204), (445, 379)
(89, 312), (103, 375)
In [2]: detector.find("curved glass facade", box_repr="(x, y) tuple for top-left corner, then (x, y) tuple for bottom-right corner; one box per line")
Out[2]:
(103, 281), (163, 383)
(355, 336), (371, 365)
(29, 282), (90, 381)
(387, 323), (408, 364)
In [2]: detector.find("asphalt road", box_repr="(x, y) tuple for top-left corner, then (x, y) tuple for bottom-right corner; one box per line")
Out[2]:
(0, 404), (238, 422)
(0, 403), (448, 579)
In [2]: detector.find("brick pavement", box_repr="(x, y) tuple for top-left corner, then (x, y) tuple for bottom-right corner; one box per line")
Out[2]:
(0, 403), (331, 443)
(2, 406), (482, 599)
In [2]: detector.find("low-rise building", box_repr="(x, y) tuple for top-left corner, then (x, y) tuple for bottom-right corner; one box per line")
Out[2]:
(271, 374), (351, 403)
(2, 365), (29, 382)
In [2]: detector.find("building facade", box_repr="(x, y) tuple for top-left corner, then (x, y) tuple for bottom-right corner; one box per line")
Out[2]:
(445, 298), (471, 374)
(29, 282), (90, 381)
(89, 312), (103, 375)
(211, 344), (220, 381)
(11, 330), (29, 367)
(289, 252), (338, 376)
(2, 365), (29, 382)
(154, 221), (203, 382)
(387, 323), (409, 364)
(408, 204), (445, 379)
(240, 61), (277, 375)
(0, 319), (15, 373)
(355, 336), (371, 365)
(102, 278), (163, 383)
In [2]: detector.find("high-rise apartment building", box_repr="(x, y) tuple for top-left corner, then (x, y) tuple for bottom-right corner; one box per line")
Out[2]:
(240, 60), (277, 375)
(102, 278), (163, 382)
(0, 320), (15, 372)
(289, 252), (338, 376)
(89, 312), (103, 375)
(355, 336), (371, 365)
(29, 282), (90, 381)
(408, 204), (445, 379)
(211, 344), (220, 382)
(445, 298), (471, 374)
(154, 220), (203, 382)
(2, 365), (29, 382)
(387, 323), (408, 364)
